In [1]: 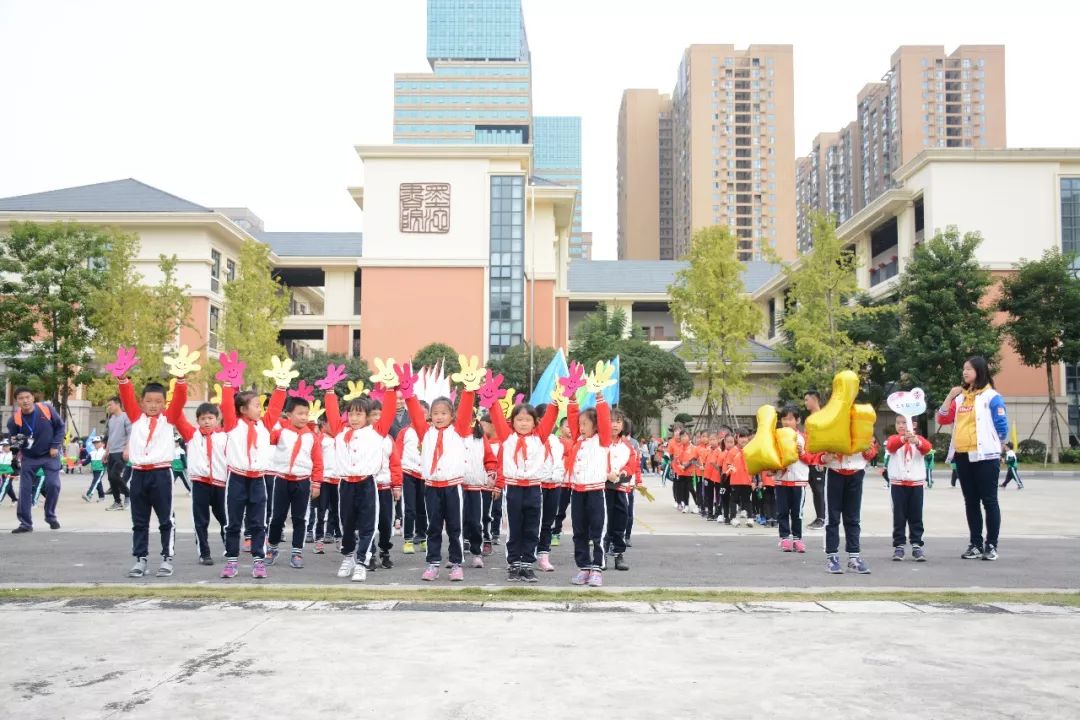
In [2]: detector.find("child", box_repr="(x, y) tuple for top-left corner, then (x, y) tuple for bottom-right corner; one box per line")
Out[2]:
(110, 348), (188, 579)
(1001, 443), (1023, 489)
(326, 388), (398, 582)
(489, 399), (559, 583)
(537, 411), (568, 571)
(370, 403), (401, 571)
(479, 413), (501, 555)
(311, 417), (342, 554)
(83, 438), (107, 502)
(886, 415), (932, 561)
(716, 434), (736, 523)
(220, 357), (288, 580)
(0, 440), (17, 505)
(725, 430), (753, 527)
(266, 395), (324, 569)
(808, 434), (879, 575)
(396, 400), (428, 555)
(550, 417), (573, 548)
(605, 409), (638, 572)
(759, 470), (777, 527)
(171, 439), (191, 493)
(775, 406), (811, 553)
(701, 434), (721, 520)
(171, 380), (231, 565)
(924, 446), (936, 488)
(565, 385), (613, 587)
(462, 419), (497, 569)
(404, 362), (478, 583)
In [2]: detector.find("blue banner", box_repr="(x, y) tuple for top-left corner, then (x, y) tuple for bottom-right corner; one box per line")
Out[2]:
(528, 348), (569, 406)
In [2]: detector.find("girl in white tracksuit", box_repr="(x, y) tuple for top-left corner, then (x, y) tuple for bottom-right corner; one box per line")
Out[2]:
(462, 425), (497, 569)
(565, 394), (612, 587)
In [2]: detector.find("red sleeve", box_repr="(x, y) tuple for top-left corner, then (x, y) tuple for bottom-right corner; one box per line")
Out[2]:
(936, 398), (957, 425)
(537, 402), (558, 440)
(389, 437), (403, 488)
(406, 395), (428, 437)
(374, 389), (398, 437)
(862, 441), (879, 462)
(166, 379), (187, 425)
(394, 427), (407, 465)
(118, 380), (142, 423)
(263, 388), (286, 431)
(173, 410), (195, 442)
(805, 452), (826, 466)
(491, 405), (513, 443)
(797, 433), (815, 466)
(483, 438), (498, 472)
(221, 384), (238, 432)
(915, 435), (933, 455)
(567, 401), (580, 441)
(885, 434), (905, 454)
(597, 398), (612, 448)
(454, 390), (475, 438)
(310, 433), (324, 484)
(324, 393), (343, 436)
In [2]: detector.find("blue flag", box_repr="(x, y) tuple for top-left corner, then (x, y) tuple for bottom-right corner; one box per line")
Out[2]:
(528, 348), (569, 406)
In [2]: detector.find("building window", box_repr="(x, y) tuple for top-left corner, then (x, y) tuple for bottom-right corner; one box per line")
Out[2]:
(211, 249), (221, 293)
(208, 305), (221, 350)
(488, 175), (525, 359)
(1062, 178), (1080, 262)
(226, 259), (236, 283)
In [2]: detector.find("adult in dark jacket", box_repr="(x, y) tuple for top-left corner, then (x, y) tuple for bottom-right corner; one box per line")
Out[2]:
(7, 387), (65, 532)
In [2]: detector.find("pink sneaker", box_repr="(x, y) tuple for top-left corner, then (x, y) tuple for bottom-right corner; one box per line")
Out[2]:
(587, 570), (603, 587)
(537, 553), (555, 572)
(313, 541), (325, 555)
(571, 570), (590, 585)
(449, 564), (464, 582)
(251, 560), (267, 579)
(220, 560), (238, 579)
(780, 538), (794, 552)
(471, 555), (484, 569)
(421, 564), (439, 581)
(793, 539), (807, 553)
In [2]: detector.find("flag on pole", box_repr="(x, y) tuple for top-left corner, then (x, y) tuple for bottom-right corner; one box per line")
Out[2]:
(528, 348), (569, 406)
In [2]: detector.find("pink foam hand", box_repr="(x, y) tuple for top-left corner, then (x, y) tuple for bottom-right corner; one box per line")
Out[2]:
(449, 389), (457, 404)
(288, 380), (316, 402)
(104, 346), (139, 379)
(478, 369), (505, 410)
(514, 392), (524, 405)
(369, 383), (386, 403)
(215, 351), (246, 386)
(560, 361), (586, 399)
(394, 363), (419, 399)
(315, 363), (347, 391)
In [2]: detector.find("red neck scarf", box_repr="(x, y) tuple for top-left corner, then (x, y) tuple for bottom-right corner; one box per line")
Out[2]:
(430, 427), (446, 475)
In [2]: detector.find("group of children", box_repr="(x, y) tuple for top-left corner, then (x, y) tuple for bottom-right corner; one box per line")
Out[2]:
(106, 347), (643, 588)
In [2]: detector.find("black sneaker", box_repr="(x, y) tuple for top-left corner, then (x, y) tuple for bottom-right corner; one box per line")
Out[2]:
(380, 553), (394, 569)
(199, 556), (215, 566)
(366, 556), (377, 572)
(961, 544), (983, 560)
(506, 565), (519, 582)
(614, 553), (630, 571)
(520, 566), (539, 583)
(982, 544), (998, 561)
(809, 519), (825, 530)
(48, 520), (60, 530)
(11, 526), (31, 534)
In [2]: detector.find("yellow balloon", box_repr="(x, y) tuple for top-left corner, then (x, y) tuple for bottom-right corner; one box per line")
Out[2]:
(745, 405), (783, 475)
(777, 427), (800, 467)
(806, 370), (877, 454)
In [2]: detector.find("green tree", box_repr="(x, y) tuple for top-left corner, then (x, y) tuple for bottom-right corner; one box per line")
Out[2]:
(892, 226), (1000, 412)
(570, 306), (693, 430)
(217, 238), (289, 391)
(412, 342), (461, 375)
(292, 351), (372, 400)
(86, 230), (191, 404)
(998, 248), (1080, 463)
(669, 225), (762, 428)
(775, 212), (885, 399)
(841, 293), (901, 409)
(486, 342), (557, 396)
(0, 222), (108, 417)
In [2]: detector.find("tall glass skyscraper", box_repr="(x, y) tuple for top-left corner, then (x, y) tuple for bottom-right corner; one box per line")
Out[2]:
(533, 116), (585, 258)
(426, 0), (530, 62)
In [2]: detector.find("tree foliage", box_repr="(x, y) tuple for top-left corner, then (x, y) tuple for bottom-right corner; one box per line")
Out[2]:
(486, 342), (557, 396)
(998, 248), (1080, 462)
(776, 212), (885, 399)
(669, 225), (762, 427)
(891, 226), (1000, 411)
(292, 351), (371, 401)
(216, 238), (289, 391)
(841, 293), (901, 409)
(86, 230), (191, 404)
(412, 342), (461, 375)
(0, 222), (108, 415)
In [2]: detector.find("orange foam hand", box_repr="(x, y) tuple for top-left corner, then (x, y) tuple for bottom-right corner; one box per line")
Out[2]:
(805, 370), (877, 454)
(744, 405), (783, 475)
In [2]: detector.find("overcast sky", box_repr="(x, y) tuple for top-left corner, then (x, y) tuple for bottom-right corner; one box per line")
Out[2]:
(2, 0), (1078, 259)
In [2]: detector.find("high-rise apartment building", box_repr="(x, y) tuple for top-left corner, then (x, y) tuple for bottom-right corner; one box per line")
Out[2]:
(618, 45), (796, 262)
(797, 45), (1005, 250)
(617, 90), (674, 260)
(534, 115), (587, 258)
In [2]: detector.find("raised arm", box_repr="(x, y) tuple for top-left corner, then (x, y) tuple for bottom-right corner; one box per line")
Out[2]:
(221, 384), (238, 432)
(454, 390), (475, 438)
(537, 402), (558, 440)
(118, 380), (142, 423)
(374, 389), (399, 438)
(262, 387), (286, 431)
(936, 396), (957, 426)
(597, 398), (612, 448)
(567, 401), (580, 441)
(166, 379), (188, 425)
(490, 404), (513, 444)
(405, 395), (428, 437)
(324, 393), (343, 436)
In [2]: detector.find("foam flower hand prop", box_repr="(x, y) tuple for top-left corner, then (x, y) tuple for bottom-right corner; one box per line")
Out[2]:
(342, 380), (366, 402)
(451, 354), (484, 391)
(262, 356), (299, 389)
(585, 360), (617, 395)
(165, 378), (177, 405)
(215, 351), (246, 386)
(105, 346), (139, 379)
(288, 380), (316, 403)
(369, 383), (386, 403)
(164, 345), (201, 378)
(309, 399), (325, 422)
(315, 363), (347, 392)
(478, 369), (505, 410)
(395, 363), (419, 399)
(498, 388), (517, 419)
(370, 358), (399, 389)
(560, 361), (586, 399)
(210, 383), (223, 405)
(549, 384), (569, 414)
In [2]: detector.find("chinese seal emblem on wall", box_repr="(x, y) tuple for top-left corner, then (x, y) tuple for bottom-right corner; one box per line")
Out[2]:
(400, 182), (451, 233)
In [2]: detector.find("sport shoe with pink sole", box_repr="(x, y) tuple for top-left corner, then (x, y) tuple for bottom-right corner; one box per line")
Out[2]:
(448, 564), (464, 582)
(537, 553), (555, 572)
(571, 570), (590, 585)
(779, 538), (794, 552)
(220, 560), (238, 579)
(421, 564), (440, 581)
(251, 560), (267, 579)
(587, 570), (603, 587)
(793, 539), (807, 553)
(471, 555), (484, 569)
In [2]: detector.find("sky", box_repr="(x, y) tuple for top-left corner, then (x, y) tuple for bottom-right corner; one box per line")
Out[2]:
(2, 0), (1079, 260)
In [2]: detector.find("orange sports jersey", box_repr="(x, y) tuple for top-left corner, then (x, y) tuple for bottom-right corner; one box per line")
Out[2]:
(704, 447), (722, 482)
(727, 446), (751, 486)
(761, 470), (776, 487)
(677, 443), (698, 476)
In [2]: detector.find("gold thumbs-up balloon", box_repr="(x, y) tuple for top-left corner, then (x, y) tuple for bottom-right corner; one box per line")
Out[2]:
(745, 405), (801, 475)
(805, 370), (877, 455)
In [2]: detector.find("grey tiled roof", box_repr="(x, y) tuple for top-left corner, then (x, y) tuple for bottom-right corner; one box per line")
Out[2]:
(0, 179), (211, 213)
(253, 231), (363, 258)
(670, 338), (784, 364)
(567, 259), (782, 294)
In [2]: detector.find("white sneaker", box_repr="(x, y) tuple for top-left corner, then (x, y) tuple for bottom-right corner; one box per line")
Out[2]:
(746, 517), (755, 527)
(337, 556), (355, 578)
(351, 564), (367, 582)
(681, 505), (688, 514)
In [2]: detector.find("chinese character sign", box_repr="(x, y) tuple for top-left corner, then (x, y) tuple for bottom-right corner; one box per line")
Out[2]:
(400, 182), (451, 233)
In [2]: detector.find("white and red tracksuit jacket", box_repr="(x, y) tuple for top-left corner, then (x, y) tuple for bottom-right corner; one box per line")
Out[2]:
(395, 425), (423, 480)
(221, 385), (286, 477)
(543, 435), (570, 490)
(269, 422), (323, 484)
(885, 434), (933, 486)
(608, 436), (640, 494)
(565, 399), (612, 492)
(491, 404), (559, 489)
(324, 392), (398, 483)
(118, 377), (187, 470)
(405, 392), (476, 488)
(171, 381), (229, 487)
(463, 435), (497, 491)
(777, 431), (813, 487)
(374, 434), (402, 490)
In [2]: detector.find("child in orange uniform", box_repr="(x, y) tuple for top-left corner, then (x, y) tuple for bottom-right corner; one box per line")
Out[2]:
(725, 429), (753, 527)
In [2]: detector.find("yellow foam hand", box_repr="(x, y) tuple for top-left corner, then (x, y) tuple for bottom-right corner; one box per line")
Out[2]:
(369, 357), (399, 389)
(585, 360), (616, 394)
(259, 393), (268, 415)
(343, 379), (366, 401)
(210, 383), (223, 405)
(549, 384), (568, 413)
(498, 388), (516, 419)
(451, 354), (484, 391)
(262, 356), (299, 389)
(163, 345), (201, 378)
(806, 370), (877, 454)
(309, 399), (325, 422)
(634, 484), (656, 502)
(165, 378), (177, 406)
(745, 405), (783, 475)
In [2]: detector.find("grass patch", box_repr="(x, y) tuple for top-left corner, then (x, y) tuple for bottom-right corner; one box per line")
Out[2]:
(1, 585), (1078, 607)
